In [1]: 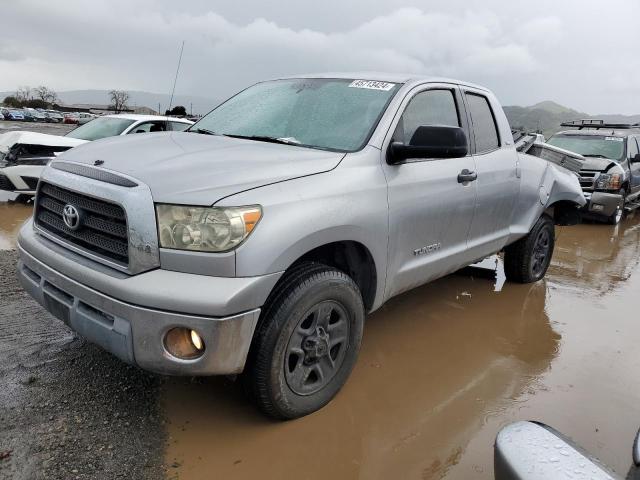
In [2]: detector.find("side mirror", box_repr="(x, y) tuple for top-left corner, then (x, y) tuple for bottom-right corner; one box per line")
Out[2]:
(632, 153), (640, 163)
(387, 125), (468, 164)
(495, 422), (619, 480)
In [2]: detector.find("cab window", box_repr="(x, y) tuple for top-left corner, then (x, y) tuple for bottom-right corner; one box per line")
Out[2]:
(628, 137), (639, 161)
(170, 121), (191, 132)
(392, 89), (460, 145)
(465, 93), (500, 153)
(128, 121), (168, 134)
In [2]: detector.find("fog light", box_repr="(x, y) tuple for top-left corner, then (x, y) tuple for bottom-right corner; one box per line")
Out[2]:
(190, 330), (203, 351)
(164, 327), (205, 360)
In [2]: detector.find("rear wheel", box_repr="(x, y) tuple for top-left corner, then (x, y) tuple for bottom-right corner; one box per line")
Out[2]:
(242, 262), (364, 419)
(504, 215), (555, 283)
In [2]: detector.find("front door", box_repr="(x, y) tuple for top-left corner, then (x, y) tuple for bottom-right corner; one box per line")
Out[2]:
(383, 85), (478, 299)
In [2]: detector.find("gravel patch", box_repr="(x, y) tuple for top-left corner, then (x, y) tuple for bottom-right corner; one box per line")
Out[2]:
(0, 250), (167, 480)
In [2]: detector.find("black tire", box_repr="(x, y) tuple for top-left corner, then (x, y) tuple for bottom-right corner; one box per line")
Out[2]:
(606, 189), (626, 225)
(504, 215), (555, 283)
(242, 262), (365, 419)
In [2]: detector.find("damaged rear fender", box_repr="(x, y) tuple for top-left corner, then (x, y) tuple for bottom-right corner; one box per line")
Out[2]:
(508, 155), (585, 241)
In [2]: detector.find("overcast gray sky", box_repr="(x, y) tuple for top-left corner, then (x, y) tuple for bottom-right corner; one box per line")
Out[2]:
(2, 0), (640, 113)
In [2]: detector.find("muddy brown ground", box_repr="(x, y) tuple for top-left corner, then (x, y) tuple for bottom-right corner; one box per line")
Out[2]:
(2, 135), (640, 478)
(164, 218), (640, 480)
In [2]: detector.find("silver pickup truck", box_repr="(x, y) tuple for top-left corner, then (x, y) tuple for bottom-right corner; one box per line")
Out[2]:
(16, 73), (584, 419)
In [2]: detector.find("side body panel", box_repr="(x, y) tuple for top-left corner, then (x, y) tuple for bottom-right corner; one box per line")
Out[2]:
(507, 153), (585, 243)
(218, 146), (390, 311)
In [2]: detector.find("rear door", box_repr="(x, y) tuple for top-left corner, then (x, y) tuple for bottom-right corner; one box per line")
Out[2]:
(462, 88), (520, 258)
(627, 136), (640, 196)
(383, 84), (478, 299)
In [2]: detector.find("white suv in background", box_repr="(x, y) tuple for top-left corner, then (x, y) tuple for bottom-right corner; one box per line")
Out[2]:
(0, 114), (193, 196)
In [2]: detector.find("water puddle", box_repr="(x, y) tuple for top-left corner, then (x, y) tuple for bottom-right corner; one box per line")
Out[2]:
(0, 196), (33, 250)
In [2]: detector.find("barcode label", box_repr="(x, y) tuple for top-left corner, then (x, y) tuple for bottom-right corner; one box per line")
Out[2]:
(348, 80), (396, 91)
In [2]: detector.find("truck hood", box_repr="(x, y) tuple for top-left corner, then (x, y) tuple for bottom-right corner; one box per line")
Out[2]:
(581, 156), (619, 171)
(0, 131), (86, 154)
(57, 132), (345, 204)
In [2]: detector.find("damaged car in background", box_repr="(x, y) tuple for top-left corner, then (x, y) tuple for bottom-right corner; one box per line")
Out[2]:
(547, 120), (640, 224)
(0, 114), (193, 196)
(16, 74), (584, 419)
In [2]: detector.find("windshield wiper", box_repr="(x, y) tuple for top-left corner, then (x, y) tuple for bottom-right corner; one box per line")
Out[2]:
(190, 127), (218, 135)
(582, 154), (609, 158)
(223, 134), (299, 146)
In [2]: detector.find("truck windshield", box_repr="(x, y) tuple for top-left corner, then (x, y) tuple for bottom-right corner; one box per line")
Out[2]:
(547, 134), (625, 161)
(190, 78), (401, 152)
(66, 117), (135, 141)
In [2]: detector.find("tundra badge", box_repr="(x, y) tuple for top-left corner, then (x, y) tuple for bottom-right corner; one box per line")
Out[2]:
(413, 243), (441, 256)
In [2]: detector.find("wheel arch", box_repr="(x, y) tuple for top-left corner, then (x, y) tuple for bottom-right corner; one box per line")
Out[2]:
(269, 238), (379, 312)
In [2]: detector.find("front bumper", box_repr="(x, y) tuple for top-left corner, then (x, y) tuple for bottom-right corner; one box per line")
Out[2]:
(0, 165), (43, 194)
(581, 191), (623, 218)
(17, 221), (283, 375)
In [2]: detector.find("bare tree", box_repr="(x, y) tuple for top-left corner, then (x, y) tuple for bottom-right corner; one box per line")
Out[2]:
(109, 90), (130, 113)
(15, 86), (31, 102)
(33, 86), (58, 104)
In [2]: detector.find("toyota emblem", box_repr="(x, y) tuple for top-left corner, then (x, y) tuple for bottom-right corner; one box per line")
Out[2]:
(62, 204), (82, 230)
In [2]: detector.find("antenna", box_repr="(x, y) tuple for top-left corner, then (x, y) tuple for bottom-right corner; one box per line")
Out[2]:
(168, 40), (185, 113)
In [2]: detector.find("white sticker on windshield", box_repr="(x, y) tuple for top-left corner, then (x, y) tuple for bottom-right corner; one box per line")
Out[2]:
(348, 80), (396, 91)
(605, 137), (624, 142)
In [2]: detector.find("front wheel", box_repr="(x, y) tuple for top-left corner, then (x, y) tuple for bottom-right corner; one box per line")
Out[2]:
(606, 189), (626, 225)
(242, 262), (364, 419)
(504, 215), (555, 283)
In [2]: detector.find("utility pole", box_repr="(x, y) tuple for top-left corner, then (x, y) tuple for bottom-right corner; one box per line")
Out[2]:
(190, 102), (192, 116)
(168, 40), (185, 112)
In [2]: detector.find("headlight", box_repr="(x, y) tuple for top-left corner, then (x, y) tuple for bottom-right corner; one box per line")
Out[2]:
(156, 204), (262, 252)
(595, 173), (622, 190)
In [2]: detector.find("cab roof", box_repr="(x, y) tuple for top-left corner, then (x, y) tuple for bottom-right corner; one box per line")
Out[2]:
(555, 128), (637, 138)
(102, 113), (193, 123)
(556, 120), (640, 138)
(275, 72), (490, 91)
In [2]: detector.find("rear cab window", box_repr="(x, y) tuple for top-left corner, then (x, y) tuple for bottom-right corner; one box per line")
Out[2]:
(464, 93), (500, 153)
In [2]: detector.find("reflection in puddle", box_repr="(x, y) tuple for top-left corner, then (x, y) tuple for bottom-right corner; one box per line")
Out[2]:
(164, 266), (558, 479)
(549, 213), (640, 295)
(0, 200), (33, 250)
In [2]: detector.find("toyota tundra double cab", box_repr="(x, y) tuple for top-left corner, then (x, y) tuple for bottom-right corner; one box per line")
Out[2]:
(16, 74), (584, 419)
(547, 119), (640, 224)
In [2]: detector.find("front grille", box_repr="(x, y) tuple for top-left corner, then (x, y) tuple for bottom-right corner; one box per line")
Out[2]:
(578, 170), (598, 190)
(34, 182), (129, 265)
(0, 173), (16, 191)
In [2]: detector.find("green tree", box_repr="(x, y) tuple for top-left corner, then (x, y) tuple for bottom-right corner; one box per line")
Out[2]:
(165, 105), (187, 116)
(2, 96), (23, 108)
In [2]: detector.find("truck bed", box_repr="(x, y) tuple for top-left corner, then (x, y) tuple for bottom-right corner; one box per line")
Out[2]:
(513, 131), (584, 175)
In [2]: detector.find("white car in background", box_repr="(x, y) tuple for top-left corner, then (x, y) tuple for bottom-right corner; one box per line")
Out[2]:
(0, 114), (193, 195)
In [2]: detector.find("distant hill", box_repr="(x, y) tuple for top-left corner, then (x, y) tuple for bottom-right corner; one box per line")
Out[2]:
(0, 89), (220, 116)
(504, 101), (640, 138)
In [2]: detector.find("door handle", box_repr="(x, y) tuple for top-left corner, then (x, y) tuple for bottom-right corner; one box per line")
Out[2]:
(457, 169), (477, 183)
